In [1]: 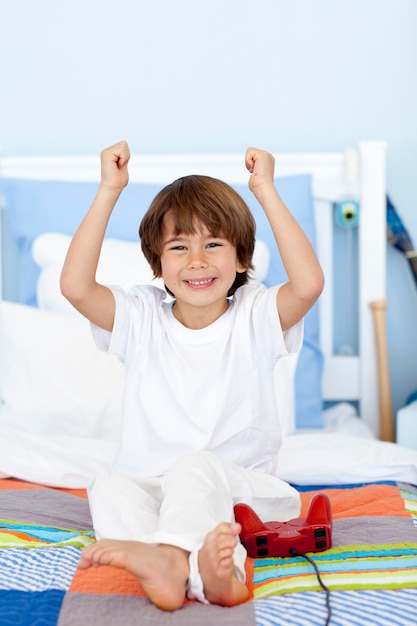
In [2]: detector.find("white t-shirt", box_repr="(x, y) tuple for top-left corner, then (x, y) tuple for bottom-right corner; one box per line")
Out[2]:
(92, 282), (303, 478)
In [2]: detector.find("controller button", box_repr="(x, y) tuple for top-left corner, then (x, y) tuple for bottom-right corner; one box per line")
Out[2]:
(256, 535), (268, 546)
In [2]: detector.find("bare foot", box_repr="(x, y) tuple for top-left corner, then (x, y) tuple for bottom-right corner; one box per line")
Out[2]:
(79, 539), (189, 611)
(198, 522), (250, 606)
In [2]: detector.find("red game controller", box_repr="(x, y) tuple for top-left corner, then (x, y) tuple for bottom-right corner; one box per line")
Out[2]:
(234, 493), (332, 558)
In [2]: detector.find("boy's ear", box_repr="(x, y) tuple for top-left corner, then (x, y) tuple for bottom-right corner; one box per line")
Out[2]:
(236, 262), (248, 273)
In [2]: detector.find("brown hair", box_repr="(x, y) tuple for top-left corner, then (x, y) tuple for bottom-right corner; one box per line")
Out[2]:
(139, 175), (256, 296)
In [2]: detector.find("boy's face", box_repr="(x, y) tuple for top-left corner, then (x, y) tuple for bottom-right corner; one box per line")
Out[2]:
(160, 214), (246, 322)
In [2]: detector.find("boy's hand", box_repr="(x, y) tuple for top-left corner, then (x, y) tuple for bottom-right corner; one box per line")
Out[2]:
(245, 147), (275, 194)
(100, 140), (131, 191)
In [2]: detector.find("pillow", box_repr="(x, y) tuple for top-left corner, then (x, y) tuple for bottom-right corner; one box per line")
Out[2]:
(233, 176), (323, 429)
(0, 300), (124, 440)
(2, 173), (322, 428)
(33, 234), (165, 314)
(1, 179), (163, 306)
(32, 233), (271, 314)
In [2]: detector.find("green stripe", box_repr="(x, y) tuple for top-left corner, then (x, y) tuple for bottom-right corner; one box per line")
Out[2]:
(253, 569), (417, 597)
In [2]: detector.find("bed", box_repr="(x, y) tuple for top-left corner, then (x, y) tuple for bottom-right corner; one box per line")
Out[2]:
(1, 142), (417, 626)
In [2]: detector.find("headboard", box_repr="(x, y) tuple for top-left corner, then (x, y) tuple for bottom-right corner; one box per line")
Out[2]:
(0, 141), (387, 436)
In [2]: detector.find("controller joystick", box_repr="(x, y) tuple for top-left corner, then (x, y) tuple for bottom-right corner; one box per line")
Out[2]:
(234, 493), (332, 558)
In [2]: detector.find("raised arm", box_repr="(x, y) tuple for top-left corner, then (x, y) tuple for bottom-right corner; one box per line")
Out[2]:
(245, 147), (324, 331)
(60, 141), (131, 331)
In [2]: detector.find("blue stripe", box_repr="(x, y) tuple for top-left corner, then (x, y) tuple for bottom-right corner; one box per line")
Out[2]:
(254, 590), (417, 626)
(0, 547), (80, 591)
(292, 481), (399, 492)
(0, 590), (65, 626)
(0, 526), (92, 543)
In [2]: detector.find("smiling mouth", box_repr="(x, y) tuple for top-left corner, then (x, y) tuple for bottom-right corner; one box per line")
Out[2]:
(185, 278), (215, 286)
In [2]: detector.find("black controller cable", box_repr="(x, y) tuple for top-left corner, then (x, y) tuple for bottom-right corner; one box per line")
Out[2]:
(289, 548), (332, 625)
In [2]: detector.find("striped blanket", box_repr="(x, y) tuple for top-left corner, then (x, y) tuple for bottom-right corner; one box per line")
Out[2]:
(0, 478), (416, 625)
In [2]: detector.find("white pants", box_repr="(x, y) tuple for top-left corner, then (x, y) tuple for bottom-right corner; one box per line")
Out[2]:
(88, 451), (300, 602)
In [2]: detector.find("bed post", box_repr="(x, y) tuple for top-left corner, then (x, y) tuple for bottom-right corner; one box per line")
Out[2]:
(358, 141), (387, 438)
(370, 300), (394, 441)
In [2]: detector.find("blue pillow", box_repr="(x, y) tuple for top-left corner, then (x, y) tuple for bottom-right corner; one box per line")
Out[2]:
(1, 179), (162, 306)
(1, 174), (323, 428)
(233, 176), (323, 429)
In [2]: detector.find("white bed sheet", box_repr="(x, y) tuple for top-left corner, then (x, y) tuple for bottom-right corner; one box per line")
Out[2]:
(1, 426), (416, 490)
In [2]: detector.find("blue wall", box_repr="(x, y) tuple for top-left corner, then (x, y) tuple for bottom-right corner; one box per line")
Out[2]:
(1, 0), (416, 415)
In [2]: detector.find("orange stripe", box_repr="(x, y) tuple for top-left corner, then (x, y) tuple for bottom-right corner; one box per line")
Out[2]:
(244, 557), (255, 597)
(0, 478), (49, 491)
(69, 565), (146, 596)
(300, 484), (409, 519)
(0, 478), (87, 499)
(56, 487), (88, 499)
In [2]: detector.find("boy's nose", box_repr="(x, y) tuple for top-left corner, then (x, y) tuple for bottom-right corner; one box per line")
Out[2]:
(188, 250), (208, 269)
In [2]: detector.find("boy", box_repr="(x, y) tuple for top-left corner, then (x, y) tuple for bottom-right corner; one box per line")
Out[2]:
(60, 141), (324, 611)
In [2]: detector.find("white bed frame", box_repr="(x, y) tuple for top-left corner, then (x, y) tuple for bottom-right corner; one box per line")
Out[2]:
(0, 141), (387, 437)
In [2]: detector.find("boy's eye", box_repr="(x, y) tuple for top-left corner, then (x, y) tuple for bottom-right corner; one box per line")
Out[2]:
(207, 242), (222, 248)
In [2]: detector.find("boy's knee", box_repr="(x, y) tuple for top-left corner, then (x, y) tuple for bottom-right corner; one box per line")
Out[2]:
(163, 452), (230, 491)
(168, 451), (223, 475)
